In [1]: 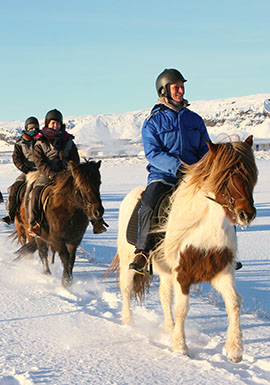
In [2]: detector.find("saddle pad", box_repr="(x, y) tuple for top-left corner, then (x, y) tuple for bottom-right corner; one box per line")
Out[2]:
(126, 199), (141, 246)
(18, 183), (26, 203)
(126, 189), (172, 246)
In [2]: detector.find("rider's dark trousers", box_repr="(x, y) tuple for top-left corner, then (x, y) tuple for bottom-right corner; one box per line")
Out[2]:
(7, 173), (26, 220)
(135, 181), (172, 252)
(29, 175), (51, 225)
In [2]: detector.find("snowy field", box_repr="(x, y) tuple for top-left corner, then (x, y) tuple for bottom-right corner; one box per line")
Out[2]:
(0, 153), (269, 385)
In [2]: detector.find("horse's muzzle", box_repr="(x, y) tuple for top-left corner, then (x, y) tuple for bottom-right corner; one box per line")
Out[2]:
(91, 203), (104, 220)
(236, 206), (256, 227)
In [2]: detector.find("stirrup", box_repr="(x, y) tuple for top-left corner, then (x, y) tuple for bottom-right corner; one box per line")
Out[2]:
(28, 222), (41, 236)
(1, 215), (13, 225)
(129, 252), (150, 274)
(235, 261), (243, 270)
(92, 218), (108, 234)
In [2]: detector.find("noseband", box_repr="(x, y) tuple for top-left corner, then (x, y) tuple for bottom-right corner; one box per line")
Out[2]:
(204, 172), (254, 219)
(205, 185), (253, 213)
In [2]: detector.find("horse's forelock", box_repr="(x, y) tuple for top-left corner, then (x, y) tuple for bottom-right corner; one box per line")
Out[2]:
(187, 140), (257, 195)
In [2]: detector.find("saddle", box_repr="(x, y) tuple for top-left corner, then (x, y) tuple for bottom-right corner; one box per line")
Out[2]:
(126, 189), (172, 246)
(16, 182), (26, 211)
(11, 182), (27, 220)
(38, 183), (53, 229)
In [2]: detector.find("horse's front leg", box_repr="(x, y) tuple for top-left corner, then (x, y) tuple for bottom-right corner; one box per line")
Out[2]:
(172, 277), (189, 354)
(67, 243), (78, 276)
(159, 273), (174, 333)
(36, 238), (51, 275)
(211, 268), (243, 363)
(57, 242), (73, 287)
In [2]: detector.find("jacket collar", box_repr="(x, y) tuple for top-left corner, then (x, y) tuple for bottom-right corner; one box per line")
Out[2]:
(157, 96), (189, 113)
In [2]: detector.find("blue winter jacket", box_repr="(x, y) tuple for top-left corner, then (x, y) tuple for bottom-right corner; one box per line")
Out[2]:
(142, 104), (210, 185)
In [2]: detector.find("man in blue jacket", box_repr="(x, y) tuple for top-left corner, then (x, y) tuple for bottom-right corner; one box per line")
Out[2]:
(129, 68), (211, 273)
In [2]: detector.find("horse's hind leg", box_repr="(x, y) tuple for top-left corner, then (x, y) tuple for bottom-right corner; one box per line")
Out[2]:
(159, 273), (174, 333)
(172, 277), (189, 354)
(120, 266), (135, 325)
(48, 247), (56, 265)
(211, 268), (243, 363)
(36, 239), (51, 275)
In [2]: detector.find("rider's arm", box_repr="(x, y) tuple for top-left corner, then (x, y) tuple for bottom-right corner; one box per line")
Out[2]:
(33, 141), (57, 180)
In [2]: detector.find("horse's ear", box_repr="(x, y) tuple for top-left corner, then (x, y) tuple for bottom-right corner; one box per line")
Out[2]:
(245, 135), (253, 147)
(97, 160), (101, 169)
(206, 140), (218, 153)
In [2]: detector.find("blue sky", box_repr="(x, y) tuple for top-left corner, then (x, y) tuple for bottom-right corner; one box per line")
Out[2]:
(1, 0), (269, 121)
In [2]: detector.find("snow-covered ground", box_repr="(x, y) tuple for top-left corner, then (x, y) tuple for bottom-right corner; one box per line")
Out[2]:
(0, 94), (270, 384)
(0, 154), (269, 385)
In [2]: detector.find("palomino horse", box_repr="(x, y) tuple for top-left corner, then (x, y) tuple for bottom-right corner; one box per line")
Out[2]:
(111, 136), (258, 362)
(15, 159), (104, 287)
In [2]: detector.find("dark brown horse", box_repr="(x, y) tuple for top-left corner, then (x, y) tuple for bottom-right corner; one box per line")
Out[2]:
(15, 159), (104, 287)
(111, 136), (258, 362)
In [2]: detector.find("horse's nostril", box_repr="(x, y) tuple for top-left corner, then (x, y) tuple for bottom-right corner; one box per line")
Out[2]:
(239, 211), (246, 221)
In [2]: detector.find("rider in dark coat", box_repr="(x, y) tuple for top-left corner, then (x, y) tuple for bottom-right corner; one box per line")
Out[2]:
(1, 116), (40, 225)
(28, 109), (107, 236)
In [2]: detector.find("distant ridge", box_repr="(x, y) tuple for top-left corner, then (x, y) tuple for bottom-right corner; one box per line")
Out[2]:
(1, 93), (270, 156)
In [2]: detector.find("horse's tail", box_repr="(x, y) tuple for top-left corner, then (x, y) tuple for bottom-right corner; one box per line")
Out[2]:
(8, 229), (20, 243)
(103, 252), (150, 303)
(103, 253), (120, 280)
(133, 272), (151, 304)
(13, 239), (37, 262)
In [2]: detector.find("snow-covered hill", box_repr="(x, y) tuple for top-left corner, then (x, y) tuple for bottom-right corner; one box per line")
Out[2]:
(1, 93), (270, 157)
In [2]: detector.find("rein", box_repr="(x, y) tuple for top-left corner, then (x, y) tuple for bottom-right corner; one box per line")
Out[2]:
(204, 184), (253, 214)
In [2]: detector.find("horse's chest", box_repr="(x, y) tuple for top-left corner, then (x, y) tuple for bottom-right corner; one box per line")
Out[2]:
(180, 211), (236, 253)
(176, 245), (234, 295)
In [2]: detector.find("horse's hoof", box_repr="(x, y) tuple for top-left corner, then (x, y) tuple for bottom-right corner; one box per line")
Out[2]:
(226, 351), (242, 363)
(172, 344), (189, 355)
(121, 313), (133, 325)
(42, 270), (51, 276)
(62, 276), (72, 288)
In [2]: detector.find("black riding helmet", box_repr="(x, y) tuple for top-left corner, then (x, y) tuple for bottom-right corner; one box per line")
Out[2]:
(24, 116), (39, 130)
(45, 109), (63, 124)
(155, 68), (187, 97)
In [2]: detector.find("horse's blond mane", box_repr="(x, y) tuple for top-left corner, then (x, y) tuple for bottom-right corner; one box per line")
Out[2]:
(185, 139), (258, 195)
(153, 138), (258, 266)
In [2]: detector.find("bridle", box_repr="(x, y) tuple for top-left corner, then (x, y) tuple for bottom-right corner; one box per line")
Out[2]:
(204, 171), (254, 219)
(205, 185), (253, 212)
(76, 188), (100, 210)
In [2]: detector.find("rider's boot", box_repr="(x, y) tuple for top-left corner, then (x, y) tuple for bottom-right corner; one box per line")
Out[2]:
(129, 250), (149, 273)
(1, 215), (13, 225)
(92, 218), (108, 234)
(28, 186), (42, 236)
(235, 261), (243, 270)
